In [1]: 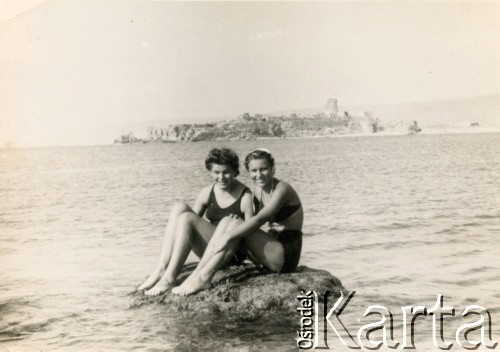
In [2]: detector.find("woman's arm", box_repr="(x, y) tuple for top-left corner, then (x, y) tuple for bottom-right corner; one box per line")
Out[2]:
(225, 180), (290, 240)
(191, 185), (211, 217)
(240, 191), (255, 221)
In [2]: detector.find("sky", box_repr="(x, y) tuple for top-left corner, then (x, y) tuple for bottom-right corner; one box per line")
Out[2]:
(0, 0), (499, 147)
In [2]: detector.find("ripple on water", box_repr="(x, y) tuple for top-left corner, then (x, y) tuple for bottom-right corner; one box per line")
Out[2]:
(0, 299), (38, 342)
(475, 213), (500, 219)
(463, 266), (496, 275)
(444, 248), (483, 257)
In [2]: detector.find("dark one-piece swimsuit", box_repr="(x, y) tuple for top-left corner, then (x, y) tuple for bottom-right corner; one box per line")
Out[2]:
(253, 188), (303, 273)
(205, 184), (249, 265)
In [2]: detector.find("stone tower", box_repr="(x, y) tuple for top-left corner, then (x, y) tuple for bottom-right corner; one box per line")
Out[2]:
(324, 97), (338, 117)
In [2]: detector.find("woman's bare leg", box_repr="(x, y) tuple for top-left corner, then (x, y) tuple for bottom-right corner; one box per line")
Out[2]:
(243, 231), (285, 273)
(172, 217), (240, 295)
(173, 219), (286, 296)
(145, 212), (215, 296)
(137, 202), (194, 292)
(189, 217), (237, 275)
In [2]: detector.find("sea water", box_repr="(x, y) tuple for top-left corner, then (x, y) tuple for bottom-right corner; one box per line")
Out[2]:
(1, 133), (499, 351)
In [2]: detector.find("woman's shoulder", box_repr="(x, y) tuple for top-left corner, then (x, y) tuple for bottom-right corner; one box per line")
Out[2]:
(274, 179), (300, 203)
(274, 179), (294, 193)
(240, 181), (252, 192)
(239, 187), (254, 208)
(198, 184), (215, 201)
(233, 182), (251, 200)
(240, 186), (253, 199)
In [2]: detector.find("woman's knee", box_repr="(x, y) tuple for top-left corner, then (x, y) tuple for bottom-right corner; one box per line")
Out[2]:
(175, 212), (199, 235)
(218, 216), (243, 231)
(177, 211), (197, 224)
(244, 237), (284, 272)
(217, 216), (239, 228)
(266, 261), (282, 273)
(170, 201), (190, 216)
(258, 252), (283, 272)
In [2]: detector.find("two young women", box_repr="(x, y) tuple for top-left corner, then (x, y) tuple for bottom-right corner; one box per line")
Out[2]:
(137, 148), (303, 296)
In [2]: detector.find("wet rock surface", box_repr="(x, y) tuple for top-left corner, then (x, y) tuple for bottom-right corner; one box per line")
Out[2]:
(130, 263), (344, 321)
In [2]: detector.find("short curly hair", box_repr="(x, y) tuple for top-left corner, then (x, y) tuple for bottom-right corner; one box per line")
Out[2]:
(205, 148), (240, 176)
(244, 149), (275, 171)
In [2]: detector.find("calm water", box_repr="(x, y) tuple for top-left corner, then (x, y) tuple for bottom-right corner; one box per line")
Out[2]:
(1, 133), (499, 351)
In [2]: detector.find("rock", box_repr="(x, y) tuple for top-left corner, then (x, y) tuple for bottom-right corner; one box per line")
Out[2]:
(381, 120), (422, 135)
(130, 263), (344, 321)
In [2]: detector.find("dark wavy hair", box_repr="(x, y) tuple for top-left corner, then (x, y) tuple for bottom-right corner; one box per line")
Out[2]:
(205, 148), (240, 176)
(244, 149), (275, 171)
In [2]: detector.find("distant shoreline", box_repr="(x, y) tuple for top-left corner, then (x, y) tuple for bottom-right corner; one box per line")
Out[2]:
(3, 128), (499, 150)
(114, 126), (500, 145)
(257, 127), (500, 140)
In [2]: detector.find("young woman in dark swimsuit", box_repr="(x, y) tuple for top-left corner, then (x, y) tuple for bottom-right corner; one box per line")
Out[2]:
(137, 148), (253, 296)
(172, 148), (303, 296)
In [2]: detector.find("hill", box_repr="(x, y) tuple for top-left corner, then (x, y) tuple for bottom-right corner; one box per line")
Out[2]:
(122, 94), (499, 143)
(271, 94), (500, 128)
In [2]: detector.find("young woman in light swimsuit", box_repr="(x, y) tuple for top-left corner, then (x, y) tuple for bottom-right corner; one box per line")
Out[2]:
(137, 148), (254, 296)
(172, 148), (304, 296)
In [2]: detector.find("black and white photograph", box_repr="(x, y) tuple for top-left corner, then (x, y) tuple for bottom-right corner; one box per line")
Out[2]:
(1, 1), (499, 351)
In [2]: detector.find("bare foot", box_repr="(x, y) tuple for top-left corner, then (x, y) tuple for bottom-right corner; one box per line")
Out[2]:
(172, 274), (211, 296)
(145, 276), (174, 296)
(171, 275), (193, 295)
(137, 269), (163, 292)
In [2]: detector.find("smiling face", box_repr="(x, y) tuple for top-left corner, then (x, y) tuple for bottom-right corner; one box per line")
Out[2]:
(210, 163), (237, 190)
(247, 158), (273, 189)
